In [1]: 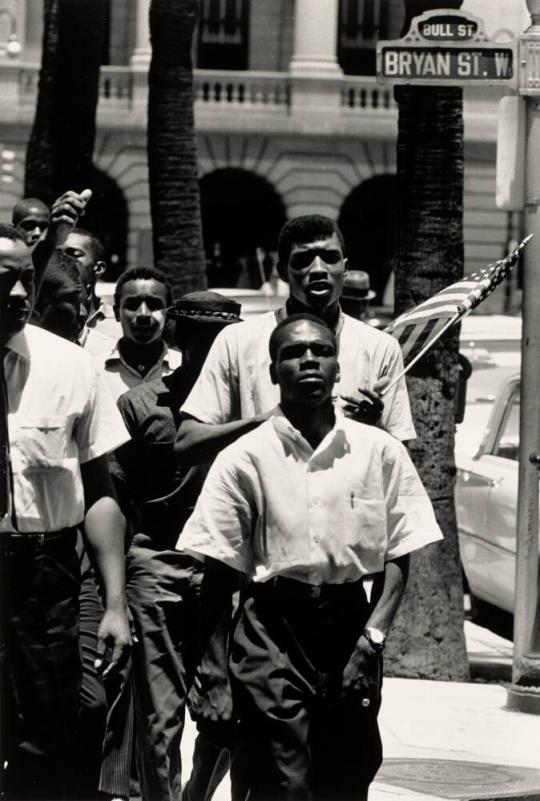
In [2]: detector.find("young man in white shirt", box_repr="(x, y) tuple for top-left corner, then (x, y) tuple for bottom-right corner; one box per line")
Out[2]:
(94, 266), (181, 401)
(178, 313), (442, 801)
(0, 224), (131, 801)
(176, 214), (415, 466)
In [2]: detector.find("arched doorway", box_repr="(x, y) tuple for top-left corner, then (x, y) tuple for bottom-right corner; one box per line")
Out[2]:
(199, 168), (287, 289)
(83, 165), (129, 280)
(338, 175), (397, 305)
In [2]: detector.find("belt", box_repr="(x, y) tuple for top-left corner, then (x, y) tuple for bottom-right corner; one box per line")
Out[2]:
(254, 574), (368, 602)
(1, 527), (78, 549)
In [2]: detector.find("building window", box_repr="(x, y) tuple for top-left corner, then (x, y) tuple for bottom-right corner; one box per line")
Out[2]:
(197, 0), (249, 70)
(338, 0), (390, 75)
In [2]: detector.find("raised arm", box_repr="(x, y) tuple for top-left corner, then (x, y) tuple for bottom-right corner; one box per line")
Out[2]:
(32, 189), (92, 296)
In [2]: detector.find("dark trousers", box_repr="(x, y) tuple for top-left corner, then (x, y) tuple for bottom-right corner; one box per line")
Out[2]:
(127, 534), (202, 801)
(76, 552), (135, 800)
(230, 578), (383, 801)
(0, 530), (81, 801)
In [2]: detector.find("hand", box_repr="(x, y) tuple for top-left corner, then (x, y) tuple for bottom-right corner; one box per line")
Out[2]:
(340, 376), (388, 426)
(49, 188), (92, 241)
(342, 635), (380, 698)
(95, 604), (132, 678)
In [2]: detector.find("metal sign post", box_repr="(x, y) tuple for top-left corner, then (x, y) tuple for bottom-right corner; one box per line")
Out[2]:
(507, 1), (540, 715)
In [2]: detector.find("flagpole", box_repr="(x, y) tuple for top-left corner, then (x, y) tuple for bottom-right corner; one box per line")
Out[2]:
(380, 312), (462, 397)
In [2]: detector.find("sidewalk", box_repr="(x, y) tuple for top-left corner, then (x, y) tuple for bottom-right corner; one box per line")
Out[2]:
(181, 621), (540, 801)
(363, 621), (540, 801)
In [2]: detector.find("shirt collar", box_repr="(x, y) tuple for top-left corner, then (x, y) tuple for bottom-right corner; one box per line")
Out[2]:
(5, 327), (31, 361)
(86, 299), (113, 329)
(104, 340), (171, 369)
(271, 405), (347, 460)
(275, 304), (345, 338)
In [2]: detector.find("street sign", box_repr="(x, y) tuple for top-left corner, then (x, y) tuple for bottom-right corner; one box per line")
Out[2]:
(376, 9), (517, 88)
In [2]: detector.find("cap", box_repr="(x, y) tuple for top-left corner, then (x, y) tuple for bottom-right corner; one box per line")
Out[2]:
(341, 270), (376, 301)
(166, 291), (242, 325)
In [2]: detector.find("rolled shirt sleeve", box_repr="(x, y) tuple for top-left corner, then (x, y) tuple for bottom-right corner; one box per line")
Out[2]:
(75, 365), (130, 464)
(181, 327), (239, 424)
(177, 445), (255, 574)
(377, 337), (416, 442)
(382, 438), (443, 560)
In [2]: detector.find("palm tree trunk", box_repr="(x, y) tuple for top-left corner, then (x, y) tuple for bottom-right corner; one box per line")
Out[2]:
(25, 0), (109, 204)
(385, 1), (469, 681)
(148, 0), (206, 296)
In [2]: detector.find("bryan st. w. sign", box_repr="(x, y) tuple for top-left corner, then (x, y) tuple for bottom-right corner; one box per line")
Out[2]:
(376, 10), (516, 88)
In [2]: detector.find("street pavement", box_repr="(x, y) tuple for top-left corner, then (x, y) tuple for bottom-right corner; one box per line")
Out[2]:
(180, 621), (540, 801)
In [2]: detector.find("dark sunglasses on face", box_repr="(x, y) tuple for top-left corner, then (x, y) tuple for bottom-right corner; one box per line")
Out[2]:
(289, 248), (343, 271)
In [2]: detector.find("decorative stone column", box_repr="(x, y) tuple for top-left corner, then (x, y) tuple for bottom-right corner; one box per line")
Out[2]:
(289, 0), (342, 76)
(131, 0), (151, 67)
(288, 0), (343, 121)
(131, 0), (151, 110)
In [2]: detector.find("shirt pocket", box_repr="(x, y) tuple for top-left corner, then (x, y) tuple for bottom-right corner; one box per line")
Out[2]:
(13, 416), (70, 470)
(344, 493), (387, 553)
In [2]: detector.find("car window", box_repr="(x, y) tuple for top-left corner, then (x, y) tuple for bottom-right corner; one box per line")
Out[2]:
(493, 388), (520, 461)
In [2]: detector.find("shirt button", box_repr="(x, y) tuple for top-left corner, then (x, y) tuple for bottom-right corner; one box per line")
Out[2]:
(313, 535), (320, 543)
(312, 498), (321, 506)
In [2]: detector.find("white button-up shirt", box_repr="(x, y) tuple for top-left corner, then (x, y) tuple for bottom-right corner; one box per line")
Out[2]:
(178, 409), (441, 584)
(181, 310), (416, 442)
(2, 324), (129, 533)
(93, 340), (182, 401)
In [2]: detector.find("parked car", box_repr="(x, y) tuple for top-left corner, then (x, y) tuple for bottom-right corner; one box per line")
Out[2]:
(456, 369), (539, 617)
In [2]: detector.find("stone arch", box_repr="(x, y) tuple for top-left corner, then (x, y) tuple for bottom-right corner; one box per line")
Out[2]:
(200, 168), (287, 288)
(338, 174), (397, 305)
(93, 135), (149, 271)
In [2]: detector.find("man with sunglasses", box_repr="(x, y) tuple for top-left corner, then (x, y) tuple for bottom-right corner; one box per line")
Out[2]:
(176, 214), (415, 465)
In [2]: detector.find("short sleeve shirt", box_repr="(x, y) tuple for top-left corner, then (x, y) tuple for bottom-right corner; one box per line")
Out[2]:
(93, 340), (183, 401)
(178, 409), (441, 584)
(2, 324), (129, 533)
(181, 310), (415, 442)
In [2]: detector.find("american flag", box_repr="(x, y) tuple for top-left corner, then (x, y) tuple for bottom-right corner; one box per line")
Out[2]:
(384, 235), (532, 368)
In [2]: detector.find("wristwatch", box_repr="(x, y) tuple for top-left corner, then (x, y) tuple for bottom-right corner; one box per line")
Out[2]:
(363, 626), (386, 653)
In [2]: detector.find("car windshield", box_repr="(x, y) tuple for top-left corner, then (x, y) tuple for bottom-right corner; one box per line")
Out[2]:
(456, 336), (521, 457)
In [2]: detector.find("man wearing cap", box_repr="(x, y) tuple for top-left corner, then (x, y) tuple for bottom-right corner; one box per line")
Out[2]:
(340, 269), (376, 322)
(111, 292), (242, 801)
(176, 215), (415, 469)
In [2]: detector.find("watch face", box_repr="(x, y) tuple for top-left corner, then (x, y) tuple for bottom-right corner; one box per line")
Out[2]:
(367, 627), (385, 645)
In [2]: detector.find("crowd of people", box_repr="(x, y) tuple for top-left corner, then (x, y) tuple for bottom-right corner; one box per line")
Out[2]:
(1, 188), (442, 801)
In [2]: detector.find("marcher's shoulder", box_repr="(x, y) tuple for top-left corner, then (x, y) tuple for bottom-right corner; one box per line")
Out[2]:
(82, 327), (116, 359)
(214, 418), (272, 470)
(26, 324), (95, 373)
(342, 314), (400, 352)
(166, 347), (183, 369)
(219, 312), (274, 350)
(342, 414), (407, 454)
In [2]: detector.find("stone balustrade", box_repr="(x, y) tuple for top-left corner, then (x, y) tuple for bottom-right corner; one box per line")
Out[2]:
(1, 62), (399, 116)
(341, 77), (397, 111)
(194, 70), (290, 108)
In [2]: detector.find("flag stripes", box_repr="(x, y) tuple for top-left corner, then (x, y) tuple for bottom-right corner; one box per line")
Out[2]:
(385, 235), (532, 365)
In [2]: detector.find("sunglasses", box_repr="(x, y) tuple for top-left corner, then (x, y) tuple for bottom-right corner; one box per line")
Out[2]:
(289, 248), (343, 271)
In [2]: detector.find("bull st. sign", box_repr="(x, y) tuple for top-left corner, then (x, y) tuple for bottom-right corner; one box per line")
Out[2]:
(376, 9), (517, 88)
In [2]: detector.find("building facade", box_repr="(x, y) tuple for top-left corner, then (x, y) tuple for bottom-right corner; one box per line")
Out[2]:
(0, 0), (530, 307)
